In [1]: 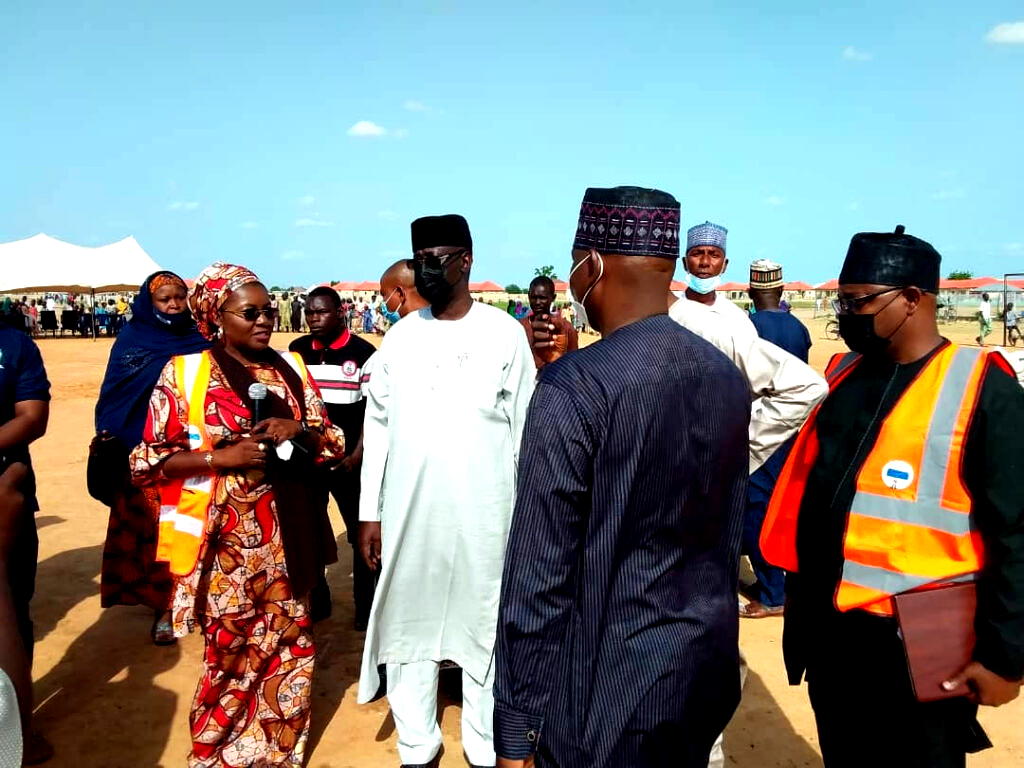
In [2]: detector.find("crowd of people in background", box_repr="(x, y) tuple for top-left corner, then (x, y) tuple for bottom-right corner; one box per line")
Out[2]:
(0, 189), (1021, 768)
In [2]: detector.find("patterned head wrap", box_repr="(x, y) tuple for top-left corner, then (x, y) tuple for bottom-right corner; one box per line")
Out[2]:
(573, 186), (681, 259)
(189, 262), (262, 340)
(686, 221), (728, 253)
(749, 259), (784, 289)
(148, 272), (186, 295)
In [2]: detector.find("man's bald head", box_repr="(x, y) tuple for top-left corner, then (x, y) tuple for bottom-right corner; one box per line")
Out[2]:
(380, 259), (429, 318)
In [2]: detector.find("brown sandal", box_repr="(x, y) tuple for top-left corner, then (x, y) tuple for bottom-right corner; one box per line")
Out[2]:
(739, 600), (784, 619)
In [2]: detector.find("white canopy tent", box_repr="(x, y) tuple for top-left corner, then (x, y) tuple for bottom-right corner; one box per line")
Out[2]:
(0, 233), (162, 294)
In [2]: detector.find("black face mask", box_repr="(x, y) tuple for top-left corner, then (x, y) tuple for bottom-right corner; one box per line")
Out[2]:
(415, 263), (456, 305)
(837, 294), (909, 356)
(154, 308), (196, 333)
(837, 312), (892, 356)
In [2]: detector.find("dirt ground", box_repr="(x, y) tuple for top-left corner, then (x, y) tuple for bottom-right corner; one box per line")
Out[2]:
(23, 309), (1022, 767)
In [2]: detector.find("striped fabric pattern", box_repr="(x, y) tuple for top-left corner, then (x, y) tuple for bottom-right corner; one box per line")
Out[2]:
(494, 314), (750, 768)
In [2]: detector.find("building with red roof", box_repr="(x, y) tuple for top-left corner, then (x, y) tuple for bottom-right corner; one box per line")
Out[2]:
(469, 281), (504, 293)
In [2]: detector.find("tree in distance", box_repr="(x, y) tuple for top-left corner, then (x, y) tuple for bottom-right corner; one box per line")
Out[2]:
(947, 270), (973, 280)
(534, 265), (558, 279)
(505, 284), (523, 294)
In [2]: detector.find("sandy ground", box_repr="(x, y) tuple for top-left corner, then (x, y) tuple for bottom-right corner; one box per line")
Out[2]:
(22, 309), (1022, 767)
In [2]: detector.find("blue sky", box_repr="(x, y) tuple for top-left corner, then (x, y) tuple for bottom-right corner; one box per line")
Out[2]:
(2, 1), (1022, 288)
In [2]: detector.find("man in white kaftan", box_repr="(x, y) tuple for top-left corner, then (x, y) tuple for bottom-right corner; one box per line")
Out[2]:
(673, 221), (827, 474)
(672, 221), (827, 768)
(357, 214), (536, 768)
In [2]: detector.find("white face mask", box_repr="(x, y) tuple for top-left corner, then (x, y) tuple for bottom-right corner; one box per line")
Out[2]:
(569, 251), (604, 328)
(683, 272), (722, 295)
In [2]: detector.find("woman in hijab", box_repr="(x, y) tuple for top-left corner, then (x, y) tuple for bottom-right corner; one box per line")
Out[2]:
(95, 271), (210, 644)
(130, 263), (344, 768)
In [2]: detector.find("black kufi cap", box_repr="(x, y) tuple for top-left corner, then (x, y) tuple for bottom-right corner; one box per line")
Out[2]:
(411, 214), (472, 252)
(574, 186), (681, 259)
(839, 224), (940, 292)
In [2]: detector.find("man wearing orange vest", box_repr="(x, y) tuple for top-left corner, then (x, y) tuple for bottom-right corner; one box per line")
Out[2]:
(761, 226), (1023, 767)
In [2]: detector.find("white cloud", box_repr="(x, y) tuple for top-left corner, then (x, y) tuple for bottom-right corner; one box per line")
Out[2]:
(281, 250), (306, 261)
(167, 201), (200, 211)
(347, 120), (388, 137)
(986, 22), (1024, 44)
(765, 195), (785, 206)
(298, 195), (316, 206)
(842, 45), (873, 61)
(377, 210), (399, 220)
(295, 217), (335, 228)
(847, 201), (861, 211)
(403, 100), (430, 112)
(240, 221), (259, 229)
(1005, 242), (1023, 252)
(931, 188), (966, 200)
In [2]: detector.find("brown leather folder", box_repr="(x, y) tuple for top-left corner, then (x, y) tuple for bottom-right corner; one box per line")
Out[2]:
(893, 583), (977, 702)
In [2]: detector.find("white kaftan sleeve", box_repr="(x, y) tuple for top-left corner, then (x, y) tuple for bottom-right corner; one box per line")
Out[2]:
(502, 325), (538, 466)
(668, 299), (827, 474)
(733, 333), (827, 473)
(358, 351), (389, 523)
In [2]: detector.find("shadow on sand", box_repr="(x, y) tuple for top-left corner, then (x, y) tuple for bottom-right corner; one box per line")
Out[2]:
(724, 669), (821, 767)
(31, 543), (104, 645)
(31, 545), (181, 768)
(307, 535), (366, 756)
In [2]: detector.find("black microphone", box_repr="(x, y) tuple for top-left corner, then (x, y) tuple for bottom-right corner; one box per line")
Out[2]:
(248, 382), (268, 427)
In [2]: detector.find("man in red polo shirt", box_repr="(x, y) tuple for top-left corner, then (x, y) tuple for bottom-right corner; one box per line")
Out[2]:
(290, 286), (377, 629)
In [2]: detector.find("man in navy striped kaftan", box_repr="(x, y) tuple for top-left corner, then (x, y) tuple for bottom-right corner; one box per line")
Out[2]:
(495, 187), (750, 768)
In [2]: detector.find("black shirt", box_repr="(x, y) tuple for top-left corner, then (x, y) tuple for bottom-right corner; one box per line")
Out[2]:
(289, 330), (376, 455)
(791, 340), (1024, 681)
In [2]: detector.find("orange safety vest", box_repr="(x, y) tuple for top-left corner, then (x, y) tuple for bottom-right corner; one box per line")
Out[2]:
(155, 350), (308, 577)
(760, 344), (989, 616)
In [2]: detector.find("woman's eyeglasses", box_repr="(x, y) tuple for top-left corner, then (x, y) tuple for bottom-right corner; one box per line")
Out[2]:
(223, 307), (276, 322)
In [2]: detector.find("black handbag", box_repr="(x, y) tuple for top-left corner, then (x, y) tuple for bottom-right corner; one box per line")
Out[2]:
(87, 432), (130, 507)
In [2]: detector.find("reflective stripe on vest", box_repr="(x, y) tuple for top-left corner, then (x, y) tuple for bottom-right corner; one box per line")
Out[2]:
(836, 346), (986, 614)
(761, 345), (988, 616)
(155, 350), (309, 576)
(758, 351), (864, 572)
(155, 351), (214, 575)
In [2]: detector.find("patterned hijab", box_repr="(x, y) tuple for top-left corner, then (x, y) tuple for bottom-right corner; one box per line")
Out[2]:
(189, 262), (262, 340)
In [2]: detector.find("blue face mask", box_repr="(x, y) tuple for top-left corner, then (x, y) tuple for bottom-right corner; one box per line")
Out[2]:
(381, 288), (403, 324)
(684, 272), (722, 295)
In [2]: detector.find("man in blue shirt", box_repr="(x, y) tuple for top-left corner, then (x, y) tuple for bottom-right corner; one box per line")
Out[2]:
(740, 260), (812, 618)
(0, 325), (50, 763)
(747, 260), (811, 364)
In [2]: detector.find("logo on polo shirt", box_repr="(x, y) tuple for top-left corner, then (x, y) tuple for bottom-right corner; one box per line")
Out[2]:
(881, 460), (914, 491)
(342, 360), (358, 377)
